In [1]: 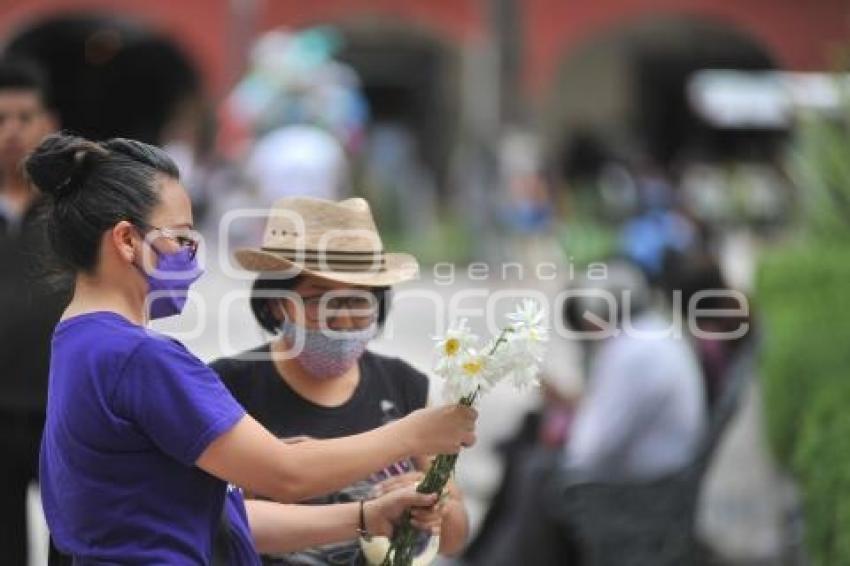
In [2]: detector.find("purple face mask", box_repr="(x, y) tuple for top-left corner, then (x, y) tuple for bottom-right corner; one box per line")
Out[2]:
(138, 247), (204, 320)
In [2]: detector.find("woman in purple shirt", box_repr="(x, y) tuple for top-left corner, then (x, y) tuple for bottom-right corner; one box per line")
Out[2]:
(27, 134), (476, 565)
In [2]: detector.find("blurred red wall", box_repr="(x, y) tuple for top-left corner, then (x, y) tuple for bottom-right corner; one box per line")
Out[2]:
(1, 0), (847, 99)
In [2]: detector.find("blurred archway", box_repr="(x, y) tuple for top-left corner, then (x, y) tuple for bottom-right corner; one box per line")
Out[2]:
(335, 22), (460, 189)
(545, 15), (783, 183)
(5, 13), (202, 146)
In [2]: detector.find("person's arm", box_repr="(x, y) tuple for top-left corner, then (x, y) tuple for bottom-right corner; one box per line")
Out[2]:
(197, 405), (477, 504)
(246, 486), (437, 554)
(115, 342), (476, 506)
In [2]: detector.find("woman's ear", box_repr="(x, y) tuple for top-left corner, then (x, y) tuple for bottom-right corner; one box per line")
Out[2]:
(111, 221), (138, 264)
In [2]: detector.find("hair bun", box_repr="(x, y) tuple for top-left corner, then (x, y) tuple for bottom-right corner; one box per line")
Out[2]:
(25, 133), (108, 199)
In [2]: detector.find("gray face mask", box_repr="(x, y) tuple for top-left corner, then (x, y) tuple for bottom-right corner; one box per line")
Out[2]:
(280, 320), (376, 379)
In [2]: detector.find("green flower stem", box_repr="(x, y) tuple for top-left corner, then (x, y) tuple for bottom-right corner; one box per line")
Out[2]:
(380, 328), (515, 565)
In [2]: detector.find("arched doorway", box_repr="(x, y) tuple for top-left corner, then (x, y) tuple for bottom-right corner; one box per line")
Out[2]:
(5, 13), (202, 145)
(544, 15), (783, 183)
(334, 22), (460, 190)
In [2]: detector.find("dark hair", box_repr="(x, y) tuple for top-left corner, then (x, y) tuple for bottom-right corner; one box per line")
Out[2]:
(561, 255), (650, 332)
(250, 275), (391, 333)
(25, 133), (180, 272)
(660, 251), (750, 333)
(0, 57), (50, 105)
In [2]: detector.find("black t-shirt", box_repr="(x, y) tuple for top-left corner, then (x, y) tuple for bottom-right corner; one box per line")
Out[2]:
(0, 198), (72, 414)
(210, 344), (430, 566)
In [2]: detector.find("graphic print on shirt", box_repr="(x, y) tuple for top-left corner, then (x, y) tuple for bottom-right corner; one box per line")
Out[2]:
(263, 400), (431, 566)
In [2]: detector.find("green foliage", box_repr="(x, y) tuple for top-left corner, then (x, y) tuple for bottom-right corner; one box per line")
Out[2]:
(789, 105), (850, 241)
(758, 242), (850, 566)
(760, 86), (850, 563)
(555, 217), (618, 266)
(555, 187), (618, 265)
(381, 215), (474, 266)
(792, 382), (850, 564)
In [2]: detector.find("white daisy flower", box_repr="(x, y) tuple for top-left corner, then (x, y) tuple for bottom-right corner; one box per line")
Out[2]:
(506, 298), (547, 332)
(442, 349), (491, 403)
(433, 318), (478, 378)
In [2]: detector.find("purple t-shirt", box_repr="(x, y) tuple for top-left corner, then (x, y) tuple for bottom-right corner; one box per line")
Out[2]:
(40, 311), (259, 564)
(226, 487), (264, 565)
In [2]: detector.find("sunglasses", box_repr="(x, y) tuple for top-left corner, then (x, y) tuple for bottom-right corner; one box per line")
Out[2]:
(297, 293), (380, 324)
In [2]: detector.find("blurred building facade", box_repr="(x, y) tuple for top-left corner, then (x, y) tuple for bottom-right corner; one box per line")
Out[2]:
(0, 0), (847, 185)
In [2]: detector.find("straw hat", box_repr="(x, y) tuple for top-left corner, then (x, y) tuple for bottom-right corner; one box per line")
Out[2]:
(234, 196), (419, 287)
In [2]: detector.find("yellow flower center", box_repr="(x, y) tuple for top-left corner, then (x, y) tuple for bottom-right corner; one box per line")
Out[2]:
(461, 358), (484, 377)
(444, 338), (461, 357)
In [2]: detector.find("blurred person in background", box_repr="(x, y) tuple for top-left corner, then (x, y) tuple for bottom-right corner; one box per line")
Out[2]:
(247, 124), (351, 205)
(363, 122), (438, 241)
(619, 162), (703, 284)
(500, 130), (557, 266)
(660, 250), (752, 409)
(0, 58), (56, 231)
(467, 258), (708, 566)
(562, 259), (706, 480)
(613, 160), (751, 410)
(211, 196), (470, 565)
(0, 56), (68, 564)
(223, 28), (367, 210)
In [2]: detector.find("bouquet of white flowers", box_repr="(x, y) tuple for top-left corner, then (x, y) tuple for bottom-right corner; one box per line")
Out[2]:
(373, 299), (549, 566)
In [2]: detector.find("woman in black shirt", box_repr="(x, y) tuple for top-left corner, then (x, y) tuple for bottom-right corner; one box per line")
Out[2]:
(211, 196), (469, 565)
